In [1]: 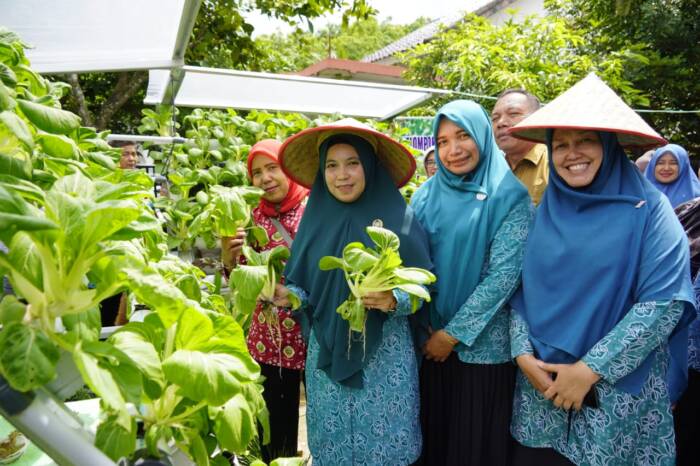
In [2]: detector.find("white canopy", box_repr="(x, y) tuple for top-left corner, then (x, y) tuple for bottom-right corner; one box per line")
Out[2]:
(2, 0), (201, 73)
(145, 66), (450, 120)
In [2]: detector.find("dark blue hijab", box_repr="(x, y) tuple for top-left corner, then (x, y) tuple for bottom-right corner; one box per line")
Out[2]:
(284, 134), (432, 388)
(512, 130), (695, 395)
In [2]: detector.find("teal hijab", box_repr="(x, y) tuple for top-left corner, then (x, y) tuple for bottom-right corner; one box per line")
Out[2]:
(411, 100), (529, 328)
(284, 134), (432, 388)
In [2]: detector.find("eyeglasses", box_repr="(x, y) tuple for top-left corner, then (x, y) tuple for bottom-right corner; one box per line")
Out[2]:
(424, 159), (436, 167)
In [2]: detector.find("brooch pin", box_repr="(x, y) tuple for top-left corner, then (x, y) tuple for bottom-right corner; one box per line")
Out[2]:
(476, 193), (487, 201)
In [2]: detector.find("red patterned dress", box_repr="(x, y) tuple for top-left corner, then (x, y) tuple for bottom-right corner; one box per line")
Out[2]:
(245, 204), (306, 370)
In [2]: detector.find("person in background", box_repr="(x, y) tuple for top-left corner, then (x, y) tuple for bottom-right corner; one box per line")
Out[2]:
(221, 139), (308, 462)
(491, 89), (548, 205)
(672, 197), (700, 466)
(644, 143), (700, 208)
(508, 73), (695, 466)
(412, 100), (531, 466)
(110, 140), (139, 169)
(275, 119), (432, 466)
(423, 146), (437, 178)
(635, 150), (653, 172)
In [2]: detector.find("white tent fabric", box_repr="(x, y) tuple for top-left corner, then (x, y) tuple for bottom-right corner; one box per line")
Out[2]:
(145, 66), (450, 120)
(2, 0), (200, 73)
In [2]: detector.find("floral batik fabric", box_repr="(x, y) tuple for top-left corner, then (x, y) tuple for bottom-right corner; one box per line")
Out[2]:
(510, 301), (684, 466)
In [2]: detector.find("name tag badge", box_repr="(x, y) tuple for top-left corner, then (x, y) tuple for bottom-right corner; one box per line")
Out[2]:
(476, 193), (487, 201)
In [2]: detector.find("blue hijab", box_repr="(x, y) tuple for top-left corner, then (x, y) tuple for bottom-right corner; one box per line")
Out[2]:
(512, 130), (695, 396)
(284, 134), (432, 388)
(411, 100), (529, 328)
(644, 144), (700, 208)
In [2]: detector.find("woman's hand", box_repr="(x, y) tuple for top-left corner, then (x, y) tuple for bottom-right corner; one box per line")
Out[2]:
(515, 354), (553, 394)
(272, 283), (292, 308)
(361, 291), (397, 312)
(422, 329), (458, 362)
(539, 360), (600, 411)
(221, 227), (246, 269)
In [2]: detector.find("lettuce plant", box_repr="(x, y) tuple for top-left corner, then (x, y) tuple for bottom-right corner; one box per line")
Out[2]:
(319, 226), (435, 332)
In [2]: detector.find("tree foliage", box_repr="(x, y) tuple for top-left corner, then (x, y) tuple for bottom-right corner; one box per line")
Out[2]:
(546, 0), (700, 153)
(252, 16), (429, 73)
(401, 12), (650, 114)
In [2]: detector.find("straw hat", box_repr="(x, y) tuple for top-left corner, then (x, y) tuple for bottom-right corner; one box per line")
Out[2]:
(279, 118), (416, 188)
(509, 73), (666, 148)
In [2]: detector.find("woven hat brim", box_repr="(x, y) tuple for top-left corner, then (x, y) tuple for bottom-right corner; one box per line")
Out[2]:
(510, 125), (667, 149)
(279, 124), (416, 189)
(509, 73), (667, 149)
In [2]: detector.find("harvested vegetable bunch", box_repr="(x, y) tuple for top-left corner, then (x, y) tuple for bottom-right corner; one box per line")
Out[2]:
(229, 245), (301, 330)
(319, 226), (436, 332)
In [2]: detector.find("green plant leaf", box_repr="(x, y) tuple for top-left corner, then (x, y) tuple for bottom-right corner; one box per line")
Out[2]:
(270, 458), (306, 466)
(0, 82), (15, 111)
(393, 267), (436, 284)
(62, 306), (101, 342)
(17, 99), (81, 134)
(0, 322), (60, 391)
(344, 247), (379, 272)
(395, 283), (431, 301)
(37, 133), (80, 159)
(72, 344), (129, 424)
(211, 393), (256, 454)
(0, 152), (32, 180)
(318, 256), (345, 271)
(0, 295), (26, 324)
(366, 226), (400, 251)
(109, 325), (165, 399)
(162, 349), (259, 406)
(229, 264), (267, 316)
(0, 110), (34, 149)
(95, 414), (136, 461)
(176, 308), (214, 350)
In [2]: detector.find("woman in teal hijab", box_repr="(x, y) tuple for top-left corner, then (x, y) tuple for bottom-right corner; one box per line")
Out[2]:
(275, 121), (433, 466)
(411, 100), (531, 466)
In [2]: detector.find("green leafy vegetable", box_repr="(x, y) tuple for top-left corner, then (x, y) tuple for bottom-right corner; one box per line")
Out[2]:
(319, 226), (435, 332)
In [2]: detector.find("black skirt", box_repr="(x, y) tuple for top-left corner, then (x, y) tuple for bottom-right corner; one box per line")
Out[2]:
(258, 362), (302, 463)
(674, 368), (700, 466)
(417, 353), (515, 466)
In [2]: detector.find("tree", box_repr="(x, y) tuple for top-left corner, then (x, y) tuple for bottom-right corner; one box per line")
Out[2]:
(252, 16), (430, 73)
(546, 0), (700, 154)
(60, 0), (376, 132)
(400, 12), (651, 116)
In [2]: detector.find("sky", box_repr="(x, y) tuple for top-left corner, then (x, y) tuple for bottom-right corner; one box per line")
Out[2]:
(244, 0), (489, 36)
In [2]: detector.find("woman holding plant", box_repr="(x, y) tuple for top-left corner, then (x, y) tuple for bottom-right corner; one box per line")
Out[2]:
(221, 139), (308, 462)
(410, 100), (532, 466)
(273, 119), (433, 466)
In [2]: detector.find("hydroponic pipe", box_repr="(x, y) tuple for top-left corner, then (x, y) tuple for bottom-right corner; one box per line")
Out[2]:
(0, 377), (116, 466)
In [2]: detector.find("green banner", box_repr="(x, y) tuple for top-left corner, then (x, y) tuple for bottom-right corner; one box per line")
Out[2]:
(396, 117), (434, 152)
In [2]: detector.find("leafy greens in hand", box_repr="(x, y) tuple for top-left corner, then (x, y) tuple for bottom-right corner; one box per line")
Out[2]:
(319, 226), (435, 333)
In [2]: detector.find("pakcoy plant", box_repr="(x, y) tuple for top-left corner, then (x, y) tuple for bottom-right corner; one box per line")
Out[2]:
(0, 29), (271, 465)
(228, 245), (301, 331)
(319, 226), (436, 333)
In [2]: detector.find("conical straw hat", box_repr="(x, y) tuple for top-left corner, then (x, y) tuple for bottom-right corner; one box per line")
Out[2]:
(279, 118), (416, 188)
(509, 73), (666, 148)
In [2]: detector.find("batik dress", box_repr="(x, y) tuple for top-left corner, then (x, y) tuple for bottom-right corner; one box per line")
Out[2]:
(287, 286), (423, 466)
(510, 300), (684, 466)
